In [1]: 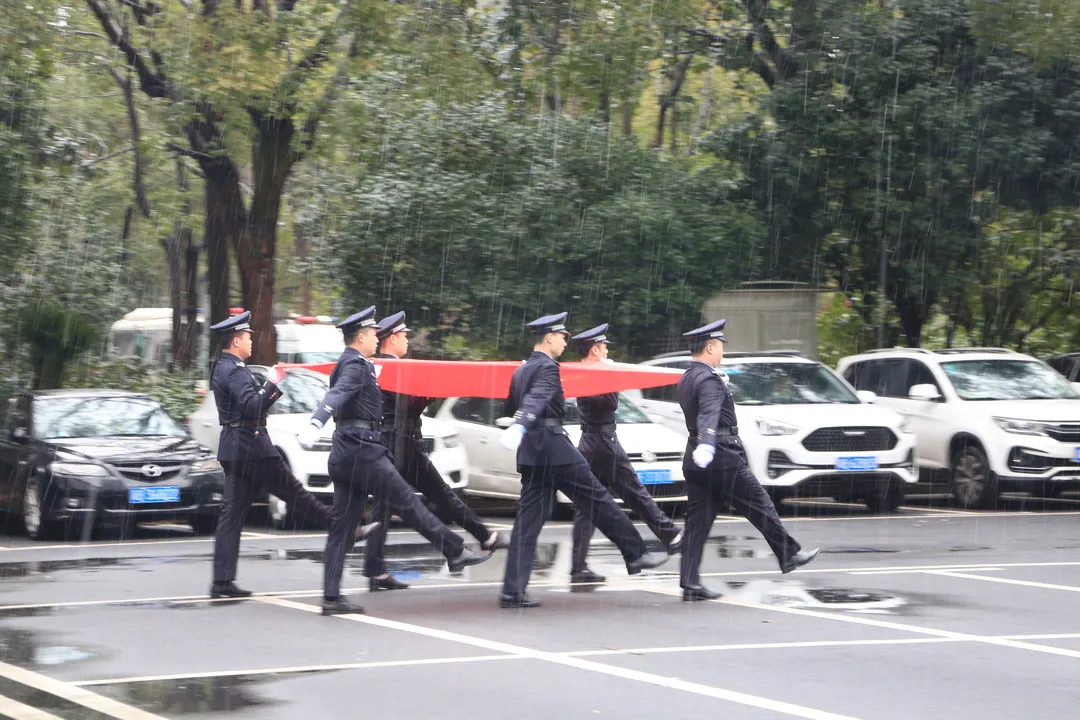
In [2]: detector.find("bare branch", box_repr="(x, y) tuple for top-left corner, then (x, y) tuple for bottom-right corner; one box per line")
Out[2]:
(105, 65), (151, 218)
(294, 32), (357, 163)
(165, 141), (214, 161)
(84, 0), (181, 101)
(79, 145), (134, 167)
(118, 0), (162, 26)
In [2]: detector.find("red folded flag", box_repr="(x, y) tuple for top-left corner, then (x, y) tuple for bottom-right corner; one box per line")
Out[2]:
(283, 358), (684, 399)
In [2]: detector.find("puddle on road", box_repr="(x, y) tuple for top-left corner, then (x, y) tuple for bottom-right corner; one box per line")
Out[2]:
(0, 626), (96, 668)
(0, 555), (206, 581)
(719, 579), (907, 614)
(104, 675), (280, 715)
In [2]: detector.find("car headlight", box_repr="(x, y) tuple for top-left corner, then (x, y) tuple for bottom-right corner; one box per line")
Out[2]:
(756, 419), (800, 436)
(993, 417), (1046, 436)
(49, 462), (110, 477)
(442, 434), (460, 449)
(191, 458), (223, 474)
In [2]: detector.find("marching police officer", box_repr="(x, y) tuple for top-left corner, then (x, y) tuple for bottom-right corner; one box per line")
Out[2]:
(363, 311), (510, 591)
(298, 307), (492, 615)
(567, 324), (683, 586)
(207, 311), (374, 599)
(678, 319), (819, 601)
(498, 313), (668, 608)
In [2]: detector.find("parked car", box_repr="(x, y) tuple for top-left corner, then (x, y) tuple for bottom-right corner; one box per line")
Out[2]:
(837, 347), (1080, 508)
(625, 351), (918, 512)
(187, 366), (468, 527)
(0, 389), (225, 540)
(426, 393), (688, 512)
(1045, 351), (1080, 382)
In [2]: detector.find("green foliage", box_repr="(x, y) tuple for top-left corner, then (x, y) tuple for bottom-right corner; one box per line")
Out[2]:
(64, 358), (203, 422)
(16, 301), (101, 390)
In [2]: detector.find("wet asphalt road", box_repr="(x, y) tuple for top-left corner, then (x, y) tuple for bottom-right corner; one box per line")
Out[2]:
(0, 493), (1077, 720)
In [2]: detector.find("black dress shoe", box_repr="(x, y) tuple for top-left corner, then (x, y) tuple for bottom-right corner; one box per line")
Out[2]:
(781, 547), (820, 574)
(447, 548), (493, 572)
(682, 585), (722, 602)
(626, 552), (669, 575)
(210, 581), (252, 599)
(369, 575), (410, 592)
(667, 530), (684, 555)
(322, 597), (365, 616)
(570, 569), (606, 584)
(482, 530), (511, 551)
(499, 592), (541, 608)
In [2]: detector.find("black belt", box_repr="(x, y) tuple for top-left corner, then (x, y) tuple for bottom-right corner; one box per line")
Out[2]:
(338, 419), (381, 431)
(227, 419), (267, 429)
(535, 418), (563, 428)
(689, 426), (739, 438)
(582, 423), (617, 434)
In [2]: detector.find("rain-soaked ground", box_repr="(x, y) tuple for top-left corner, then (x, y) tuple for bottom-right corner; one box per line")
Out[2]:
(0, 493), (1077, 719)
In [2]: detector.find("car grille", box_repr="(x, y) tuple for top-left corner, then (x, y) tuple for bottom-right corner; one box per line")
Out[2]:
(801, 427), (897, 452)
(307, 474), (332, 489)
(1043, 424), (1080, 443)
(647, 481), (686, 499)
(627, 451), (683, 463)
(312, 440), (333, 452)
(421, 437), (435, 454)
(110, 462), (185, 483)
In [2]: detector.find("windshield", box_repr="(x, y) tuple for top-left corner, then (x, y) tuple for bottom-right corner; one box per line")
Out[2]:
(940, 360), (1080, 401)
(723, 362), (860, 405)
(564, 395), (650, 424)
(33, 396), (187, 439)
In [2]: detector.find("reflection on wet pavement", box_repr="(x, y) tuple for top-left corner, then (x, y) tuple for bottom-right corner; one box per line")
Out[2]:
(100, 675), (282, 715)
(717, 579), (906, 614)
(0, 625), (95, 669)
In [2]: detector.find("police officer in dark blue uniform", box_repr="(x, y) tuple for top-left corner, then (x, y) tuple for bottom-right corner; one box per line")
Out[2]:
(678, 319), (819, 601)
(498, 313), (668, 608)
(207, 311), (373, 599)
(298, 307), (492, 615)
(567, 324), (683, 586)
(363, 311), (510, 591)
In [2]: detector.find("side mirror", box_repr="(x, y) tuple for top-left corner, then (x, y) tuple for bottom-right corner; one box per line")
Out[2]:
(12, 427), (29, 443)
(495, 417), (514, 429)
(856, 390), (877, 404)
(908, 384), (942, 402)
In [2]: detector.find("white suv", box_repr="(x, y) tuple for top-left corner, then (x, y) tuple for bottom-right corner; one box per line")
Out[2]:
(837, 348), (1080, 508)
(187, 366), (469, 527)
(626, 352), (918, 512)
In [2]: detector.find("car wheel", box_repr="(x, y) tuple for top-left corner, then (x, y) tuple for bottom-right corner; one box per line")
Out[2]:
(864, 482), (904, 513)
(23, 478), (57, 541)
(951, 442), (998, 510)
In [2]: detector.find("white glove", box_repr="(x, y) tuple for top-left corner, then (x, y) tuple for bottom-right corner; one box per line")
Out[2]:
(297, 423), (322, 450)
(266, 364), (287, 384)
(500, 423), (526, 451)
(692, 443), (715, 469)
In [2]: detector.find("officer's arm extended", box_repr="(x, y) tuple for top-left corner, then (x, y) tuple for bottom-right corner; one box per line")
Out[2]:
(307, 361), (367, 429)
(513, 362), (560, 430)
(228, 365), (282, 419)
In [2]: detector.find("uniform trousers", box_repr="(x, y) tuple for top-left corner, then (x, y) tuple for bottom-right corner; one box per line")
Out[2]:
(502, 461), (647, 596)
(213, 456), (331, 583)
(324, 455), (465, 599)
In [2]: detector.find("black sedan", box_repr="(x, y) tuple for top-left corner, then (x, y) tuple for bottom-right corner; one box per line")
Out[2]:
(0, 389), (226, 540)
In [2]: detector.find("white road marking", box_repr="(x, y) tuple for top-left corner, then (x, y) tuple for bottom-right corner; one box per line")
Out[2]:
(645, 589), (1080, 661)
(0, 697), (64, 720)
(6, 559), (1080, 613)
(848, 567), (1003, 575)
(924, 570), (1080, 593)
(0, 660), (167, 720)
(257, 597), (863, 720)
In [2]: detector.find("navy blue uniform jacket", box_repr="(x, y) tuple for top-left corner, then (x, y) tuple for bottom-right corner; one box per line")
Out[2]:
(310, 348), (390, 466)
(677, 361), (745, 475)
(211, 353), (283, 462)
(505, 351), (582, 467)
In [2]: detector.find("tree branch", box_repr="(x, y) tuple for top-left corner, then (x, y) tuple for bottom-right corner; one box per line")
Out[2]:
(165, 141), (214, 161)
(79, 145), (134, 167)
(84, 0), (181, 101)
(294, 32), (357, 163)
(742, 0), (799, 83)
(118, 0), (162, 26)
(106, 65), (151, 218)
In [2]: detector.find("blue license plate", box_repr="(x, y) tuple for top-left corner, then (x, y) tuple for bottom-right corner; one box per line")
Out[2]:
(128, 486), (180, 504)
(1074, 448), (1080, 462)
(637, 469), (673, 485)
(836, 456), (878, 472)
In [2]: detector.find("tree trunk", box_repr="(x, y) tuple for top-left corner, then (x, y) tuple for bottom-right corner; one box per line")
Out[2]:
(178, 227), (198, 370)
(621, 103), (633, 136)
(162, 230), (182, 369)
(689, 62), (714, 152)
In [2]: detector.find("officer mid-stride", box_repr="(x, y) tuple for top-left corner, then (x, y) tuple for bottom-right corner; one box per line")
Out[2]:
(567, 324), (683, 587)
(677, 319), (819, 602)
(207, 311), (372, 600)
(298, 307), (493, 616)
(363, 311), (510, 592)
(498, 313), (668, 609)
